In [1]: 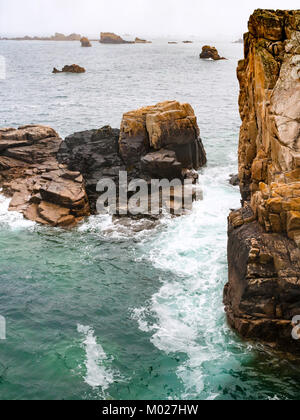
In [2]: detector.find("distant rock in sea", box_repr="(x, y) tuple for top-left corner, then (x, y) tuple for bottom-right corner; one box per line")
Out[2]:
(200, 45), (226, 60)
(0, 32), (82, 41)
(52, 65), (86, 74)
(233, 38), (243, 44)
(99, 32), (134, 44)
(168, 41), (178, 44)
(135, 37), (152, 44)
(183, 40), (193, 44)
(80, 37), (92, 47)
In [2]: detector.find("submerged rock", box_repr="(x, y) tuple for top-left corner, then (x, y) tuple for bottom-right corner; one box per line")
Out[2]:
(100, 32), (133, 44)
(52, 64), (86, 74)
(199, 45), (226, 60)
(80, 37), (92, 47)
(0, 125), (90, 227)
(224, 9), (300, 353)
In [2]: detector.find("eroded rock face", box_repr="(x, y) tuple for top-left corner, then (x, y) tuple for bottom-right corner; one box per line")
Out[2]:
(52, 65), (86, 74)
(200, 46), (226, 60)
(0, 125), (90, 227)
(80, 37), (92, 47)
(100, 33), (133, 44)
(224, 9), (300, 352)
(119, 101), (206, 171)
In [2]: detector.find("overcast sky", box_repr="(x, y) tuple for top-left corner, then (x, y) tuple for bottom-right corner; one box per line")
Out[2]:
(0, 0), (299, 39)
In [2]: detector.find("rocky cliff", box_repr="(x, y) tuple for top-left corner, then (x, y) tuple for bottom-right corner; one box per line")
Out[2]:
(224, 9), (300, 352)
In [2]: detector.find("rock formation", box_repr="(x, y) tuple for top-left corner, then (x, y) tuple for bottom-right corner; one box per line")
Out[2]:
(135, 37), (152, 44)
(224, 9), (300, 352)
(0, 33), (82, 41)
(199, 46), (226, 60)
(183, 41), (193, 44)
(58, 101), (207, 213)
(0, 102), (206, 224)
(168, 42), (178, 45)
(100, 33), (133, 44)
(0, 125), (90, 227)
(52, 65), (86, 74)
(57, 126), (123, 213)
(80, 37), (92, 47)
(119, 101), (206, 171)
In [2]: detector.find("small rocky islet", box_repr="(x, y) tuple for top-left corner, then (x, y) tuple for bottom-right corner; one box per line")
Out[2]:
(199, 45), (226, 60)
(52, 64), (86, 74)
(0, 101), (206, 226)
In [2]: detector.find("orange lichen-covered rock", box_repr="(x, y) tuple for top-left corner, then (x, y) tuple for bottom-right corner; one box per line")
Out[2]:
(224, 9), (300, 353)
(119, 101), (205, 171)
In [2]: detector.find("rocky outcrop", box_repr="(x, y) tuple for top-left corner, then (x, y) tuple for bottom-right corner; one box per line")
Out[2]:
(135, 37), (152, 44)
(0, 103), (206, 223)
(58, 101), (207, 213)
(224, 9), (300, 352)
(0, 125), (90, 227)
(183, 41), (193, 44)
(52, 65), (86, 74)
(100, 33), (133, 44)
(119, 101), (206, 171)
(80, 37), (92, 47)
(200, 46), (226, 60)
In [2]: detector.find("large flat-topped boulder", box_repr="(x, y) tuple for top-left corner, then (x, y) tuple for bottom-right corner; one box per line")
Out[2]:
(0, 125), (90, 227)
(119, 101), (206, 169)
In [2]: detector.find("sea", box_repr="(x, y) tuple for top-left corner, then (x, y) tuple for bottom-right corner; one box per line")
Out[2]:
(0, 39), (300, 400)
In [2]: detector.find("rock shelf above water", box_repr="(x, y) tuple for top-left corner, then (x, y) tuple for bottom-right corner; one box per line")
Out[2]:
(224, 9), (300, 353)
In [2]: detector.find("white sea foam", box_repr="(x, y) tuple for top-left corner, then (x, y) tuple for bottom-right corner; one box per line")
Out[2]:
(133, 164), (241, 398)
(77, 324), (116, 392)
(0, 192), (35, 230)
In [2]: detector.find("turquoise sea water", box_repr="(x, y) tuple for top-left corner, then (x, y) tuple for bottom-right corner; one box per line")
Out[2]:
(0, 40), (300, 400)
